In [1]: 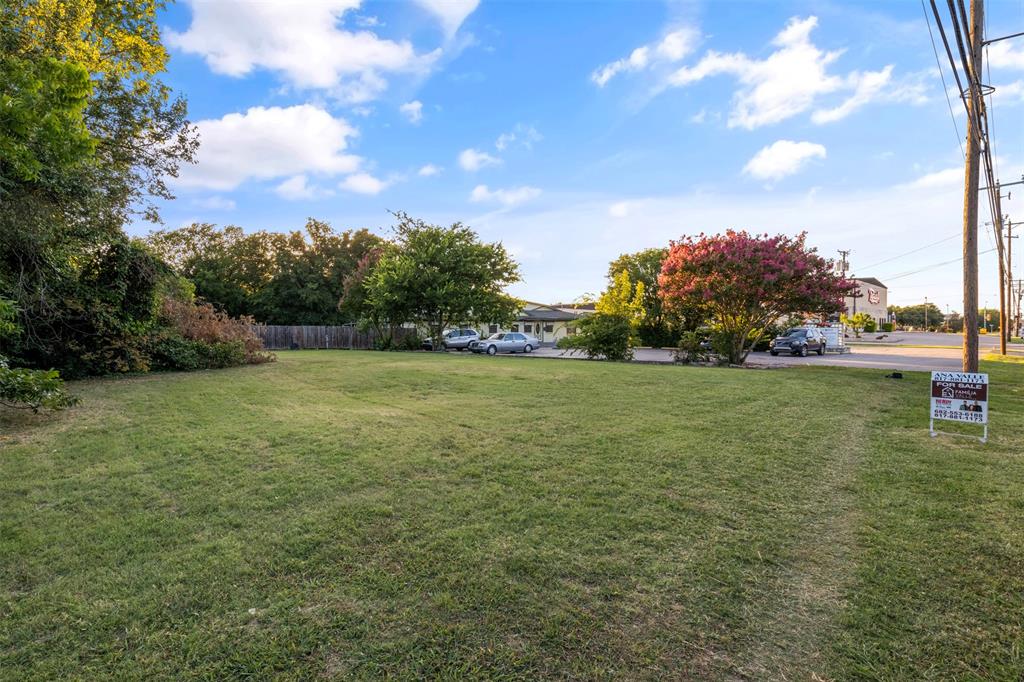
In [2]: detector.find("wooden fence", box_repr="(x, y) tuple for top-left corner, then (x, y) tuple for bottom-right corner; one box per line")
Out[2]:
(251, 324), (415, 350)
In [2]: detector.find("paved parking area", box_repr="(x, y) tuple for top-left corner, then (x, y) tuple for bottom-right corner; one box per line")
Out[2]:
(510, 344), (993, 372)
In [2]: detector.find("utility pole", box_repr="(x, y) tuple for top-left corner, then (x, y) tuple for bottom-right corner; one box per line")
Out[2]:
(925, 296), (929, 330)
(960, 0), (983, 372)
(1007, 220), (1017, 344)
(837, 250), (851, 276)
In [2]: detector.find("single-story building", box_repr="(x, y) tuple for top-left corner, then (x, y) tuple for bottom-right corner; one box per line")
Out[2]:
(482, 302), (591, 345)
(844, 277), (888, 327)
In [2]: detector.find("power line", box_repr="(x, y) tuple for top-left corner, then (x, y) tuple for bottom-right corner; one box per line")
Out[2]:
(857, 233), (960, 272)
(883, 247), (997, 282)
(921, 0), (965, 157)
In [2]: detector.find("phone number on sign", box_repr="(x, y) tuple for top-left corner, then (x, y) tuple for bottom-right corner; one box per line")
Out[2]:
(932, 409), (985, 423)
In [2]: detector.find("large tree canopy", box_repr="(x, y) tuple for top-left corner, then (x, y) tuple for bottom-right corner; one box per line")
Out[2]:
(0, 0), (197, 376)
(659, 230), (853, 364)
(148, 220), (384, 325)
(362, 213), (522, 345)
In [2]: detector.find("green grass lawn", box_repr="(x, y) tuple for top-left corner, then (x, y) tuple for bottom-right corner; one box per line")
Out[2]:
(2, 352), (1023, 680)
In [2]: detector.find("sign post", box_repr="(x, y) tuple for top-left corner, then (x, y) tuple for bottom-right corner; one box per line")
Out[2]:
(929, 371), (989, 443)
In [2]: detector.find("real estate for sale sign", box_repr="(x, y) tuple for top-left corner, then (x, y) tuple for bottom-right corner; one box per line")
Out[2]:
(930, 371), (989, 442)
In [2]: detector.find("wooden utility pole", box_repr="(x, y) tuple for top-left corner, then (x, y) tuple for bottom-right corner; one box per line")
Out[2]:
(1007, 220), (1017, 344)
(961, 0), (983, 372)
(997, 219), (1007, 355)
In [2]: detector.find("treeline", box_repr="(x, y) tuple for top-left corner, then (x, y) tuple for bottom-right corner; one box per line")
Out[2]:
(147, 221), (383, 325)
(0, 1), (270, 410)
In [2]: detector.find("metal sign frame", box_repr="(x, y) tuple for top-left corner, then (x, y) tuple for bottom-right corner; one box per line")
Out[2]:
(929, 371), (989, 443)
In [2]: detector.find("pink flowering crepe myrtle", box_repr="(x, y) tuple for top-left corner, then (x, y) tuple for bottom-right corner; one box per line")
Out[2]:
(658, 230), (856, 364)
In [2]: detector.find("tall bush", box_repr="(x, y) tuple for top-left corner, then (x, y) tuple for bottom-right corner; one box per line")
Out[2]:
(557, 313), (634, 361)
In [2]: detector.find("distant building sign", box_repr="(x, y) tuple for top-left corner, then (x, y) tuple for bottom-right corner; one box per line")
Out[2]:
(930, 371), (989, 442)
(867, 287), (880, 304)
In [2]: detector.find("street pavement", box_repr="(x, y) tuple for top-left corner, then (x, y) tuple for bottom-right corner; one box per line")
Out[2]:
(513, 337), (1023, 372)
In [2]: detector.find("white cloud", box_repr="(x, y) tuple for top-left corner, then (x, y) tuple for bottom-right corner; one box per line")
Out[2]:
(494, 123), (542, 151)
(689, 109), (707, 124)
(743, 140), (827, 181)
(987, 41), (1024, 70)
(904, 167), (962, 189)
(339, 172), (390, 195)
(418, 163), (442, 176)
(166, 0), (439, 103)
(192, 196), (236, 210)
(458, 148), (502, 171)
(413, 0), (479, 38)
(470, 184), (541, 207)
(667, 16), (893, 128)
(275, 175), (318, 200)
(812, 66), (893, 123)
(592, 27), (700, 86)
(609, 201), (630, 218)
(495, 132), (516, 151)
(400, 100), (424, 124)
(175, 105), (361, 191)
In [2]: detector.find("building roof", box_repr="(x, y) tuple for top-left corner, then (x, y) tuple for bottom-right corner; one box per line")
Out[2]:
(854, 277), (887, 289)
(517, 308), (587, 321)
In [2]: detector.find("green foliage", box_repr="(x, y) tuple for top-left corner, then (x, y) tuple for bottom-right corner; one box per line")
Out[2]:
(148, 221), (383, 324)
(863, 318), (877, 334)
(888, 303), (943, 329)
(673, 330), (710, 364)
(881, 322), (894, 333)
(363, 212), (522, 347)
(148, 336), (246, 372)
(841, 312), (872, 338)
(596, 270), (645, 327)
(0, 359), (77, 411)
(607, 247), (683, 346)
(0, 299), (75, 411)
(0, 0), (196, 378)
(557, 312), (633, 361)
(0, 54), (94, 190)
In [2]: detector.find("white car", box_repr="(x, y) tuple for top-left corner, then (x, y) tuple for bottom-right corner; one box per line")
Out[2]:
(470, 332), (540, 355)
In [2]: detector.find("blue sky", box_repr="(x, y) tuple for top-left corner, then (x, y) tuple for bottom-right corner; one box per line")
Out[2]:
(142, 0), (1024, 312)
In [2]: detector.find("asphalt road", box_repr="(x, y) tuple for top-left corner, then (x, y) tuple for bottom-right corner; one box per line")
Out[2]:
(516, 339), (1023, 372)
(850, 331), (1007, 347)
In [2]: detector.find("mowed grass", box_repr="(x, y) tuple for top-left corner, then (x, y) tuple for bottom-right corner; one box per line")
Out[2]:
(2, 352), (1023, 680)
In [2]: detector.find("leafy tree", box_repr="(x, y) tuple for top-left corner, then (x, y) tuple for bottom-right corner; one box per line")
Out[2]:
(888, 303), (943, 329)
(841, 311), (872, 338)
(0, 0), (196, 376)
(557, 313), (633, 361)
(596, 270), (645, 327)
(659, 231), (853, 365)
(0, 299), (76, 411)
(148, 221), (383, 324)
(607, 248), (682, 346)
(0, 55), (94, 189)
(363, 213), (522, 347)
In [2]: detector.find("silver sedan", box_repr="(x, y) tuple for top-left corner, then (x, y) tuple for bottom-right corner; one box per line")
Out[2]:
(470, 332), (540, 355)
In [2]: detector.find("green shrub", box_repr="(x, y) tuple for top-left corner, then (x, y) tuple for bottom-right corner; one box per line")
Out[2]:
(881, 322), (894, 332)
(0, 299), (76, 412)
(0, 358), (78, 412)
(863, 319), (877, 334)
(148, 335), (247, 371)
(673, 331), (710, 364)
(557, 313), (633, 361)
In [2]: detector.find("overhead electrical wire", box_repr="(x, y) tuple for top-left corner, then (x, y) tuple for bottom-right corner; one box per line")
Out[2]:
(921, 0), (965, 158)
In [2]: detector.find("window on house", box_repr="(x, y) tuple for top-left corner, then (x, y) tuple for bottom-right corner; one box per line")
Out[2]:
(523, 324), (532, 333)
(489, 324), (498, 333)
(566, 326), (577, 335)
(544, 324), (554, 333)
(511, 325), (519, 332)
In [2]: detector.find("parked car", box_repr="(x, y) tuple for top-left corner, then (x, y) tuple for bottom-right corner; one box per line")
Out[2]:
(769, 328), (827, 356)
(422, 328), (480, 351)
(470, 332), (540, 355)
